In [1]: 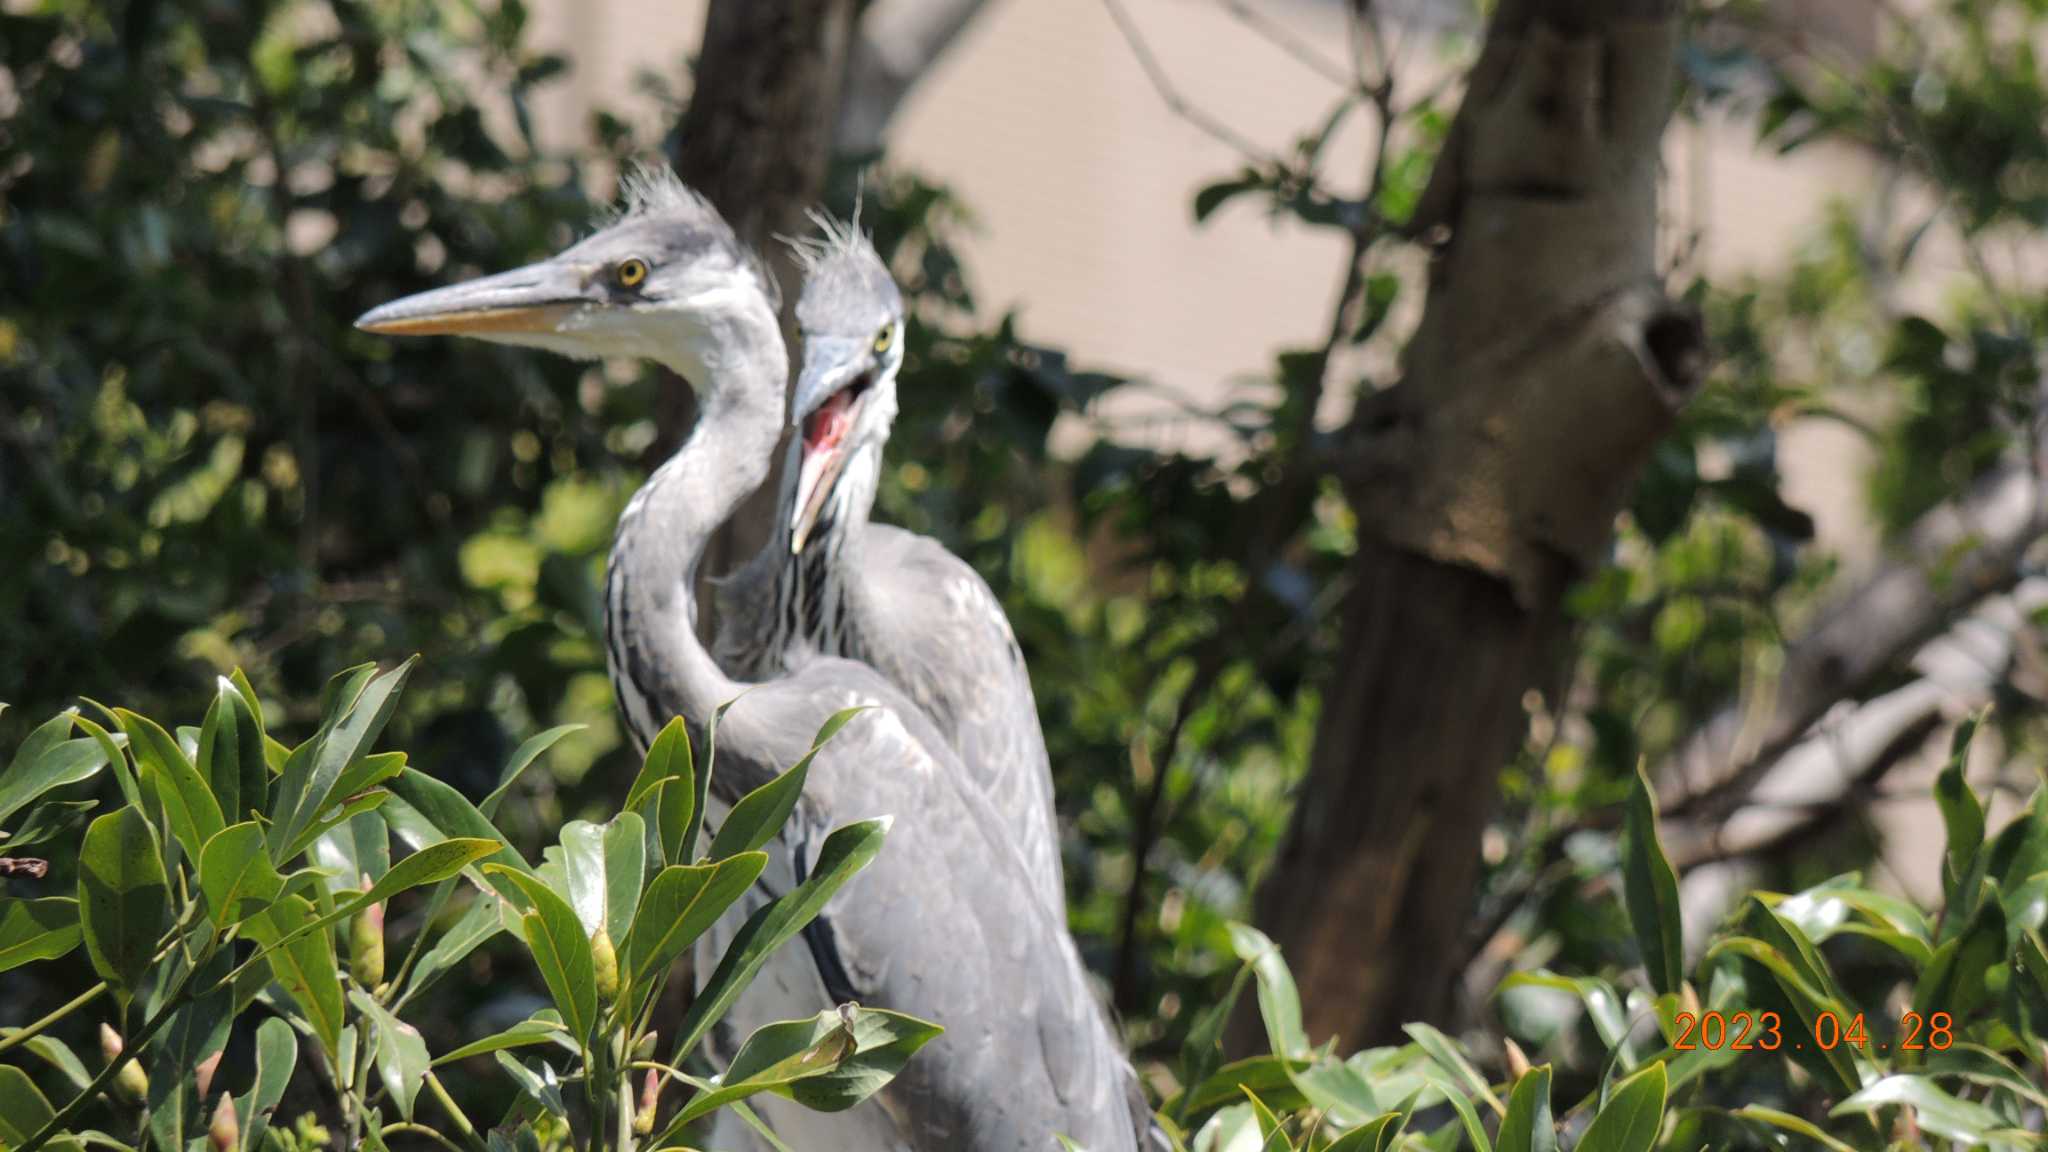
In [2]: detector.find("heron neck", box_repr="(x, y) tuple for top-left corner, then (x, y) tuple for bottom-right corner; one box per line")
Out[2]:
(606, 297), (787, 744)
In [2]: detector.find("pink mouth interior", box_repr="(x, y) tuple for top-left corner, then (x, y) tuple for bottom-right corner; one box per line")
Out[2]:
(803, 389), (853, 456)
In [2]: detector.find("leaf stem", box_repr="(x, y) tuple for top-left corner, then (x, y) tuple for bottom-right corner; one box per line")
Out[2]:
(382, 1122), (468, 1152)
(15, 968), (204, 1152)
(423, 1070), (486, 1152)
(0, 981), (108, 1057)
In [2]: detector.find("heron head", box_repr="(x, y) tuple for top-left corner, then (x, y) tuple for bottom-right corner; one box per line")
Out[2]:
(355, 165), (777, 389)
(786, 214), (905, 554)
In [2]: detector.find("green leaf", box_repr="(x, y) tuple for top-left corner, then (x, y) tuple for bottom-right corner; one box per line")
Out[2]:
(622, 855), (767, 1012)
(311, 811), (392, 895)
(667, 1006), (940, 1131)
(709, 708), (862, 862)
(199, 821), (288, 925)
(242, 893), (346, 1060)
(494, 1051), (569, 1119)
(1229, 923), (1307, 1062)
(0, 716), (107, 830)
(558, 820), (611, 937)
(1497, 1066), (1554, 1152)
(368, 838), (502, 906)
(601, 812), (645, 943)
(1913, 893), (2003, 1019)
(1403, 1023), (1501, 1115)
(77, 806), (169, 1003)
(432, 1013), (567, 1066)
(0, 1027), (92, 1091)
(1621, 762), (1685, 996)
(0, 896), (81, 973)
(1935, 713), (1986, 882)
(330, 752), (408, 811)
(674, 818), (886, 1061)
(1193, 170), (1265, 223)
(482, 724), (582, 819)
(383, 768), (530, 891)
(1732, 1105), (1859, 1152)
(401, 892), (504, 1004)
(200, 678), (269, 824)
(146, 950), (233, 1152)
(1831, 1075), (2009, 1146)
(349, 989), (431, 1119)
(1325, 1110), (1407, 1152)
(485, 865), (598, 1048)
(1576, 1062), (1666, 1152)
(283, 790), (391, 864)
(236, 1017), (299, 1152)
(632, 719), (696, 868)
(269, 659), (412, 858)
(1496, 972), (1630, 1053)
(0, 799), (96, 852)
(0, 1064), (83, 1152)
(1182, 1056), (1314, 1123)
(117, 707), (224, 862)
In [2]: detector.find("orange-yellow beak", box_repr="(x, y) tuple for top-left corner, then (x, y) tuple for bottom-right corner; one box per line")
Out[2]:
(355, 262), (587, 336)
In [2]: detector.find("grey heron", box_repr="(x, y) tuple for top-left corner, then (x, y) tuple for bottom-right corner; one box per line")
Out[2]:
(714, 215), (1064, 916)
(356, 167), (1151, 1152)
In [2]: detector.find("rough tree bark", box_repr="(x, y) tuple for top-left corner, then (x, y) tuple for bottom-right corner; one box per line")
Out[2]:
(658, 0), (859, 628)
(1249, 0), (1704, 1048)
(833, 0), (991, 157)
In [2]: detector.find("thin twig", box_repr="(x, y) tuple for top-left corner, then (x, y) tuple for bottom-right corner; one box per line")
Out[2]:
(1100, 0), (1276, 163)
(1215, 0), (1356, 88)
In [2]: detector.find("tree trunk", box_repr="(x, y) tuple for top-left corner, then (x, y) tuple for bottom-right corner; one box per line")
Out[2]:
(1248, 0), (1702, 1049)
(659, 0), (858, 628)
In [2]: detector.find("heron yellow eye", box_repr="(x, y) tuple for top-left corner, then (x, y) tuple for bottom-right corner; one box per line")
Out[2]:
(873, 324), (894, 355)
(617, 258), (649, 289)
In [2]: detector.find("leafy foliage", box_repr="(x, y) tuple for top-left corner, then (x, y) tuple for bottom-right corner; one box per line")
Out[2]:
(0, 662), (926, 1151)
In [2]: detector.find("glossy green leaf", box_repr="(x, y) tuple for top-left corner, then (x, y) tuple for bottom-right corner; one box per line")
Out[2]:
(242, 892), (345, 1060)
(0, 896), (81, 973)
(199, 678), (268, 824)
(1497, 1066), (1554, 1152)
(77, 806), (169, 1003)
(199, 822), (288, 924)
(0, 1027), (91, 1091)
(623, 854), (767, 1011)
(283, 789), (391, 863)
(627, 719), (695, 867)
(1183, 1056), (1314, 1122)
(145, 950), (233, 1152)
(117, 707), (224, 861)
(235, 1017), (299, 1152)
(0, 716), (107, 831)
(601, 812), (645, 942)
(482, 725), (582, 818)
(1229, 923), (1307, 1062)
(1936, 714), (1986, 882)
(432, 1012), (567, 1066)
(0, 799), (96, 852)
(674, 817), (886, 1061)
(485, 864), (598, 1048)
(708, 708), (861, 862)
(1831, 1075), (2009, 1146)
(310, 810), (392, 895)
(1324, 1110), (1406, 1152)
(1732, 1105), (1859, 1152)
(1576, 1062), (1665, 1152)
(269, 659), (411, 858)
(349, 989), (430, 1119)
(0, 1063), (83, 1152)
(1913, 893), (2003, 1019)
(1403, 1023), (1500, 1115)
(400, 892), (504, 1005)
(383, 767), (530, 892)
(1621, 762), (1685, 996)
(557, 820), (610, 937)
(663, 1006), (940, 1135)
(494, 1051), (569, 1119)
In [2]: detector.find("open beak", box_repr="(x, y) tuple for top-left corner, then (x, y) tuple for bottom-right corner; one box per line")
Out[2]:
(354, 261), (590, 336)
(789, 346), (873, 554)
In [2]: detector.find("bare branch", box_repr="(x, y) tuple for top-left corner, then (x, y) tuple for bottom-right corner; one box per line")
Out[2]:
(1215, 0), (1356, 89)
(834, 0), (993, 157)
(1099, 0), (1276, 164)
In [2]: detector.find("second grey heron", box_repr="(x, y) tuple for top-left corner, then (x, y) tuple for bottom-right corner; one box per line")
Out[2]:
(356, 167), (1150, 1152)
(715, 216), (1065, 916)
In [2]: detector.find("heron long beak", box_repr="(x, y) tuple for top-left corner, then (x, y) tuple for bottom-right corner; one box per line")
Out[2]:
(354, 261), (589, 336)
(789, 350), (872, 554)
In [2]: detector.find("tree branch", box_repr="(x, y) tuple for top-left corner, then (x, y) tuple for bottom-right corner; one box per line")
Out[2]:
(834, 0), (992, 157)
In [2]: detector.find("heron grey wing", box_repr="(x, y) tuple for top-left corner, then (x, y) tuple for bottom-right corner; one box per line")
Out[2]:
(718, 666), (1139, 1152)
(851, 528), (1066, 912)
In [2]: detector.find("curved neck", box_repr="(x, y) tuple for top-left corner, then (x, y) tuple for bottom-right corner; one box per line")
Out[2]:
(606, 295), (787, 747)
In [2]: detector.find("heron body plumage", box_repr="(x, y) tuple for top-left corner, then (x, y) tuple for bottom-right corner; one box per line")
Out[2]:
(358, 168), (1147, 1152)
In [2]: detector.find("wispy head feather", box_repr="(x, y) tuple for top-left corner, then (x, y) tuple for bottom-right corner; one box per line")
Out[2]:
(598, 160), (780, 307)
(786, 207), (901, 335)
